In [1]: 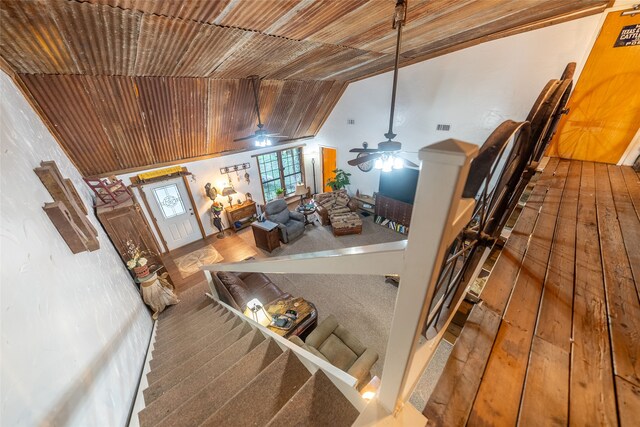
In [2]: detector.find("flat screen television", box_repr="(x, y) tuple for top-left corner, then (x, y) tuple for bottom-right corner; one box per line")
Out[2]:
(378, 167), (419, 204)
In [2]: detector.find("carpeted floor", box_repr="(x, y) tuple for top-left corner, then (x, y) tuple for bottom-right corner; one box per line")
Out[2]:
(236, 215), (452, 410)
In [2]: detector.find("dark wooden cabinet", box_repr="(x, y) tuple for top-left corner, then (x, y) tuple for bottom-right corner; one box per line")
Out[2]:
(251, 220), (280, 252)
(96, 198), (164, 273)
(375, 194), (413, 227)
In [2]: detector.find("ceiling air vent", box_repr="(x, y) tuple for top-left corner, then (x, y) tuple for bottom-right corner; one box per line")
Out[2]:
(436, 124), (451, 131)
(347, 119), (355, 125)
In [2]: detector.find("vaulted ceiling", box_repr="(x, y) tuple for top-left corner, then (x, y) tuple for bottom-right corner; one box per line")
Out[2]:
(0, 0), (609, 177)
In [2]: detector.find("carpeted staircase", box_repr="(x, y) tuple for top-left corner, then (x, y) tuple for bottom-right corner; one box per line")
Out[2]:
(134, 285), (361, 426)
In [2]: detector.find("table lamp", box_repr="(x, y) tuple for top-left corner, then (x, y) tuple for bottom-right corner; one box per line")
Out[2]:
(294, 183), (307, 207)
(244, 298), (271, 326)
(221, 186), (237, 206)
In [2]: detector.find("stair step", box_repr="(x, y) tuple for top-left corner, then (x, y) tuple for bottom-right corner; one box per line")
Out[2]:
(152, 309), (231, 357)
(154, 307), (227, 352)
(200, 349), (311, 427)
(157, 294), (216, 326)
(143, 320), (252, 403)
(138, 329), (269, 427)
(152, 338), (283, 427)
(146, 317), (244, 387)
(156, 304), (224, 341)
(266, 370), (360, 427)
(151, 312), (236, 370)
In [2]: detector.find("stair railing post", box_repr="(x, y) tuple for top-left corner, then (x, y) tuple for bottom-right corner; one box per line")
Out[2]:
(377, 139), (477, 414)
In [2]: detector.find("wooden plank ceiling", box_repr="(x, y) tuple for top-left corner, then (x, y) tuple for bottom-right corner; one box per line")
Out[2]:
(0, 0), (609, 177)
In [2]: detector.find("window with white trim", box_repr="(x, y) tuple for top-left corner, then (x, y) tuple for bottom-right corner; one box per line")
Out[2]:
(256, 147), (304, 202)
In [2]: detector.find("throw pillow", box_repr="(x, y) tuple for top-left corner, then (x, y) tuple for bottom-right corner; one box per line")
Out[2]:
(217, 272), (251, 307)
(319, 197), (334, 209)
(335, 192), (349, 207)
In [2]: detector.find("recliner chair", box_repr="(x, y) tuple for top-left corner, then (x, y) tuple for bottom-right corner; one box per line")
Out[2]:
(264, 199), (305, 243)
(289, 314), (378, 388)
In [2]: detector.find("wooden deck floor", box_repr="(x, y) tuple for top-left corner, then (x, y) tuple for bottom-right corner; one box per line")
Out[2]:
(424, 159), (640, 426)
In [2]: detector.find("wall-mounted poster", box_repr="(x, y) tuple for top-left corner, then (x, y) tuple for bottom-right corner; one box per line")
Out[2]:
(614, 24), (640, 47)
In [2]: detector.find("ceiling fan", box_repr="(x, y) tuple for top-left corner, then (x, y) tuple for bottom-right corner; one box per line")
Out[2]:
(234, 75), (287, 147)
(348, 0), (418, 172)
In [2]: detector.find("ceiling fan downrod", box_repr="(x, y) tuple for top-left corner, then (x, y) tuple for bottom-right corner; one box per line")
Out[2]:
(384, 0), (406, 142)
(250, 75), (264, 131)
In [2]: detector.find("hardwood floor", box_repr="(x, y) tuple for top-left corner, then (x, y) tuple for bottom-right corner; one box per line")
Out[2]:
(424, 159), (640, 426)
(161, 230), (260, 293)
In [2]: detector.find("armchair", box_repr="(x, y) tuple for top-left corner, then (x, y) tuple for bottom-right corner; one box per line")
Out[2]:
(289, 315), (378, 388)
(264, 199), (305, 243)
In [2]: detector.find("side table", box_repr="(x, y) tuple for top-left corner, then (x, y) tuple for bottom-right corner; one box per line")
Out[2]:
(266, 297), (318, 340)
(251, 220), (280, 252)
(296, 203), (317, 226)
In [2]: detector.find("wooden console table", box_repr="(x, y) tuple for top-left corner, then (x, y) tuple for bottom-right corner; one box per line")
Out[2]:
(224, 200), (257, 231)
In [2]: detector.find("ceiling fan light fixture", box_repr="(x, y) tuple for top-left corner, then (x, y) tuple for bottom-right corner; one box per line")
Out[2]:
(382, 156), (394, 172)
(393, 157), (404, 169)
(255, 138), (272, 148)
(374, 158), (384, 170)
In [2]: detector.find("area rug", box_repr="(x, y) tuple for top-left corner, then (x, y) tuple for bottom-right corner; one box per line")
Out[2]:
(174, 246), (224, 278)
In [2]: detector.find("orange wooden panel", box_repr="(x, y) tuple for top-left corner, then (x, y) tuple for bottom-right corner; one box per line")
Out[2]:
(322, 147), (337, 192)
(548, 12), (640, 163)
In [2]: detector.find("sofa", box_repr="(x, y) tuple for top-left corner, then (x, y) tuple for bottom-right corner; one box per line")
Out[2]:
(313, 189), (357, 226)
(264, 199), (306, 243)
(289, 314), (378, 388)
(209, 270), (291, 311)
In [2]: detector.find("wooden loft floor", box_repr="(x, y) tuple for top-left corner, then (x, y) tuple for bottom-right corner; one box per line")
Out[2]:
(424, 158), (640, 426)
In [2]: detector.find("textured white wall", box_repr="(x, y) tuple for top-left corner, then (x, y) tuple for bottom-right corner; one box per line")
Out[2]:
(0, 72), (153, 426)
(118, 142), (317, 243)
(314, 14), (604, 196)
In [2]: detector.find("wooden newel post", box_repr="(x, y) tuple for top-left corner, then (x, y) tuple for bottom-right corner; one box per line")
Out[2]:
(378, 139), (478, 414)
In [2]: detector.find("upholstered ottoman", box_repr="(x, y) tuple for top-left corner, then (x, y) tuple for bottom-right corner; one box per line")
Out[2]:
(330, 212), (363, 236)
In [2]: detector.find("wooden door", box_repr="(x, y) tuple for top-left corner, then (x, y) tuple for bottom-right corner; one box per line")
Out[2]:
(142, 178), (202, 251)
(96, 199), (162, 267)
(321, 146), (337, 193)
(547, 12), (640, 163)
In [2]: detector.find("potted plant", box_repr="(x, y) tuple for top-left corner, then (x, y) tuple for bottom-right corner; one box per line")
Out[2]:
(275, 188), (285, 199)
(124, 240), (152, 278)
(326, 169), (351, 191)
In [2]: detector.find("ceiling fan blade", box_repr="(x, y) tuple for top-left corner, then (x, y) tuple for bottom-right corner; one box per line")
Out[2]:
(397, 156), (419, 168)
(233, 135), (257, 142)
(348, 153), (381, 166)
(349, 148), (379, 153)
(265, 134), (288, 138)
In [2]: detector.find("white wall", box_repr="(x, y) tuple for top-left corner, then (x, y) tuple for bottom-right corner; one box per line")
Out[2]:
(313, 13), (605, 196)
(118, 143), (317, 246)
(0, 72), (153, 426)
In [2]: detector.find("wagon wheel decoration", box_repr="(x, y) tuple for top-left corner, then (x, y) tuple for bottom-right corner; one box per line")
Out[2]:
(422, 64), (575, 339)
(423, 120), (533, 338)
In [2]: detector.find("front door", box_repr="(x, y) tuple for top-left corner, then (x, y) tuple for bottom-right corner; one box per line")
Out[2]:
(321, 146), (337, 192)
(143, 178), (202, 251)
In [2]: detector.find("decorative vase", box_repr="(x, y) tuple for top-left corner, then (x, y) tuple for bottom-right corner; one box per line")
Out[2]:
(133, 265), (150, 278)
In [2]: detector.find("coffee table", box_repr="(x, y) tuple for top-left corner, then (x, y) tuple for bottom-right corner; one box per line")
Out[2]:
(266, 297), (317, 339)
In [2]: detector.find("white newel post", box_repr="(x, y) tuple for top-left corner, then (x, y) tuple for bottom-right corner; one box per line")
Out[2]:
(377, 139), (477, 414)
